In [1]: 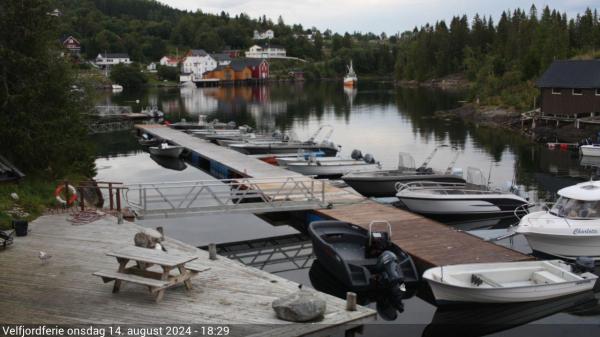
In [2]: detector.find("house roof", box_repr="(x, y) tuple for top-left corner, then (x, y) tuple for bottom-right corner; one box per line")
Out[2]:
(238, 58), (267, 67)
(230, 59), (250, 72)
(62, 35), (80, 45)
(161, 55), (180, 63)
(211, 53), (231, 62)
(188, 49), (208, 57)
(98, 53), (129, 59)
(537, 60), (600, 88)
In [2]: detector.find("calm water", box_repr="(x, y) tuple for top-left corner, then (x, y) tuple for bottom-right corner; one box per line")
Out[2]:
(92, 82), (599, 336)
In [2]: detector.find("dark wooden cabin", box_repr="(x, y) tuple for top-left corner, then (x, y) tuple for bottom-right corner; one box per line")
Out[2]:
(536, 60), (600, 118)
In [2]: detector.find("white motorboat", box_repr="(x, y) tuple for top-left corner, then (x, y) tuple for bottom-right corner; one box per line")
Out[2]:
(148, 142), (184, 158)
(423, 260), (598, 304)
(580, 144), (600, 156)
(285, 157), (380, 178)
(516, 180), (600, 260)
(111, 84), (123, 91)
(396, 171), (530, 220)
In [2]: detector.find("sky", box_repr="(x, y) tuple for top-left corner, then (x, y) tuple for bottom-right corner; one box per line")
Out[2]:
(158, 0), (597, 35)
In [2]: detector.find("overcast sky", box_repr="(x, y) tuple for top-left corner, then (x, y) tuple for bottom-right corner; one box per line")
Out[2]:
(158, 0), (597, 34)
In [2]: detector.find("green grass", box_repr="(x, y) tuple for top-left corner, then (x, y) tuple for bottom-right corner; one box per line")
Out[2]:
(0, 175), (87, 229)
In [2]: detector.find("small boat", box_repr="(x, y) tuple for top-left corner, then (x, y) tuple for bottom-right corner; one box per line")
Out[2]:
(343, 60), (357, 88)
(228, 125), (340, 156)
(342, 147), (466, 197)
(141, 105), (164, 118)
(423, 260), (598, 304)
(396, 167), (530, 220)
(580, 144), (600, 156)
(516, 180), (600, 260)
(148, 142), (184, 158)
(138, 133), (160, 146)
(308, 220), (419, 293)
(149, 155), (187, 171)
(111, 84), (123, 91)
(286, 159), (380, 178)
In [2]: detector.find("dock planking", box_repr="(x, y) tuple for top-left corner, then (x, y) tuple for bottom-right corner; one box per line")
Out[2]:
(315, 201), (534, 270)
(0, 214), (375, 336)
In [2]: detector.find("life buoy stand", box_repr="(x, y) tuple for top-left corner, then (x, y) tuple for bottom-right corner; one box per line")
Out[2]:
(55, 184), (78, 205)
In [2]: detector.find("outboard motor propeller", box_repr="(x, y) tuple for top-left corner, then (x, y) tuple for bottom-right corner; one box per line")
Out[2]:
(351, 149), (363, 160)
(573, 256), (595, 273)
(363, 153), (375, 164)
(375, 251), (406, 312)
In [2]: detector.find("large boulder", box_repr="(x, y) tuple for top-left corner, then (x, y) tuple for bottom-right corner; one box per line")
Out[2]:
(272, 290), (326, 322)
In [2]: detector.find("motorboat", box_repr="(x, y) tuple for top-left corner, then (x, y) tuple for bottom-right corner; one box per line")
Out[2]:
(308, 220), (419, 294)
(228, 125), (340, 156)
(343, 60), (357, 88)
(395, 168), (530, 220)
(342, 147), (466, 198)
(148, 142), (184, 158)
(516, 180), (600, 260)
(149, 155), (187, 171)
(138, 133), (161, 146)
(282, 150), (380, 178)
(111, 84), (123, 91)
(170, 116), (236, 130)
(422, 260), (598, 304)
(580, 144), (600, 157)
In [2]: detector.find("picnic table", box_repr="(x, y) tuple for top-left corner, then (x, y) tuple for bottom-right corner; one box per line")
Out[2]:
(94, 246), (205, 303)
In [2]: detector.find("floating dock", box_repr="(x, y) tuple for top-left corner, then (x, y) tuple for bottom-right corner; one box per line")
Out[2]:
(136, 124), (534, 269)
(0, 214), (375, 335)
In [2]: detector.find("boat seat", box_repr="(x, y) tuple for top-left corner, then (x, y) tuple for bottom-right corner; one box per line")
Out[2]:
(532, 271), (564, 284)
(471, 273), (502, 288)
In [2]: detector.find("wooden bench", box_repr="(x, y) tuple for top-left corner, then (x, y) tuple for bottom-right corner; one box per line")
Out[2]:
(93, 270), (170, 291)
(95, 246), (200, 303)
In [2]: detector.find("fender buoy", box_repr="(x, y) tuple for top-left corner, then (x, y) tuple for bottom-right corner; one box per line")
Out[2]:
(55, 184), (78, 205)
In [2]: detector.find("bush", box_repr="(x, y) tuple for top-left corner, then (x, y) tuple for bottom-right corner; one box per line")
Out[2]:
(110, 63), (148, 88)
(156, 65), (179, 81)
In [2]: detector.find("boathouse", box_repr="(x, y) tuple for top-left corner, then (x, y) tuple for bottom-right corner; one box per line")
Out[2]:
(203, 59), (252, 83)
(536, 60), (600, 118)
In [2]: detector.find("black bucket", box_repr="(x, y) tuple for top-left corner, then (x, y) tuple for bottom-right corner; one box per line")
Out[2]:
(12, 220), (28, 237)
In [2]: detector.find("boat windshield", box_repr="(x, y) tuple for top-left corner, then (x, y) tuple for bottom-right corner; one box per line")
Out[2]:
(550, 196), (600, 219)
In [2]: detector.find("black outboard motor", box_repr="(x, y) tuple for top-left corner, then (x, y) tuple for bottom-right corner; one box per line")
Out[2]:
(375, 251), (405, 312)
(573, 256), (595, 273)
(351, 149), (363, 160)
(363, 153), (375, 164)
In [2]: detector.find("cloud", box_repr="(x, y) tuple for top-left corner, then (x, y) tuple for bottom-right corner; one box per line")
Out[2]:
(158, 0), (597, 34)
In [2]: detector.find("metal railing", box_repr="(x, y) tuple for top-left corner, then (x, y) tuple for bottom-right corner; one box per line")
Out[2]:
(124, 176), (327, 219)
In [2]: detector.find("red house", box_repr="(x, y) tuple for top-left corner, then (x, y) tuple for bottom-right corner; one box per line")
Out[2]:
(242, 58), (269, 80)
(62, 36), (81, 56)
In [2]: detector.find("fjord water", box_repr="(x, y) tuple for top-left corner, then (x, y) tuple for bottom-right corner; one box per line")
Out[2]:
(93, 82), (599, 335)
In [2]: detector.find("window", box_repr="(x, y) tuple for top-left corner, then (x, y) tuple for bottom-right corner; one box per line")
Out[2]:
(550, 196), (600, 219)
(573, 88), (583, 96)
(596, 89), (600, 96)
(551, 88), (561, 95)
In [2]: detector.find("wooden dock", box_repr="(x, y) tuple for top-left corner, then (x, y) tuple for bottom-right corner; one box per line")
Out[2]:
(315, 202), (534, 270)
(136, 124), (533, 269)
(0, 214), (375, 335)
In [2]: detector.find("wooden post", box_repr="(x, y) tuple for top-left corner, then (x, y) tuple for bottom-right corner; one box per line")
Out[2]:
(108, 183), (114, 210)
(64, 180), (69, 208)
(116, 188), (121, 212)
(346, 292), (357, 311)
(208, 243), (218, 260)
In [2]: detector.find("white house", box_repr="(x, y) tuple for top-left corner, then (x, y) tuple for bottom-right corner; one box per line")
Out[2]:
(146, 62), (157, 72)
(180, 49), (217, 79)
(95, 53), (131, 67)
(159, 56), (180, 67)
(245, 45), (286, 59)
(253, 30), (274, 40)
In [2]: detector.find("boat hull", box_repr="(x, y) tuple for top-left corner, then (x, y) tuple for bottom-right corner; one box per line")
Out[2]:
(230, 144), (338, 156)
(397, 195), (527, 218)
(286, 162), (379, 178)
(342, 173), (466, 198)
(580, 145), (600, 156)
(427, 278), (596, 304)
(148, 146), (184, 158)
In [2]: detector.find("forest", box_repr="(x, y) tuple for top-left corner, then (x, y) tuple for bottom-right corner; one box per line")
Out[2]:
(54, 1), (600, 109)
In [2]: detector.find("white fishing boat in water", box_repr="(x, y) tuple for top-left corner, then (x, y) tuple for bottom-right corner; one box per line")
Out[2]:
(148, 142), (184, 158)
(516, 180), (600, 260)
(423, 260), (598, 304)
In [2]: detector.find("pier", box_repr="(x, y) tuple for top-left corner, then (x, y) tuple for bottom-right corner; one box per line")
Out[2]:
(136, 124), (534, 269)
(0, 214), (375, 335)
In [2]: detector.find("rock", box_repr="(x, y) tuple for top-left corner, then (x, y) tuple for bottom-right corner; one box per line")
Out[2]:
(272, 289), (326, 322)
(10, 193), (19, 201)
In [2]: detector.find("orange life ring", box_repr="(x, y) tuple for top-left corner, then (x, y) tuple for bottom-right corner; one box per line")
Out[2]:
(55, 184), (78, 205)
